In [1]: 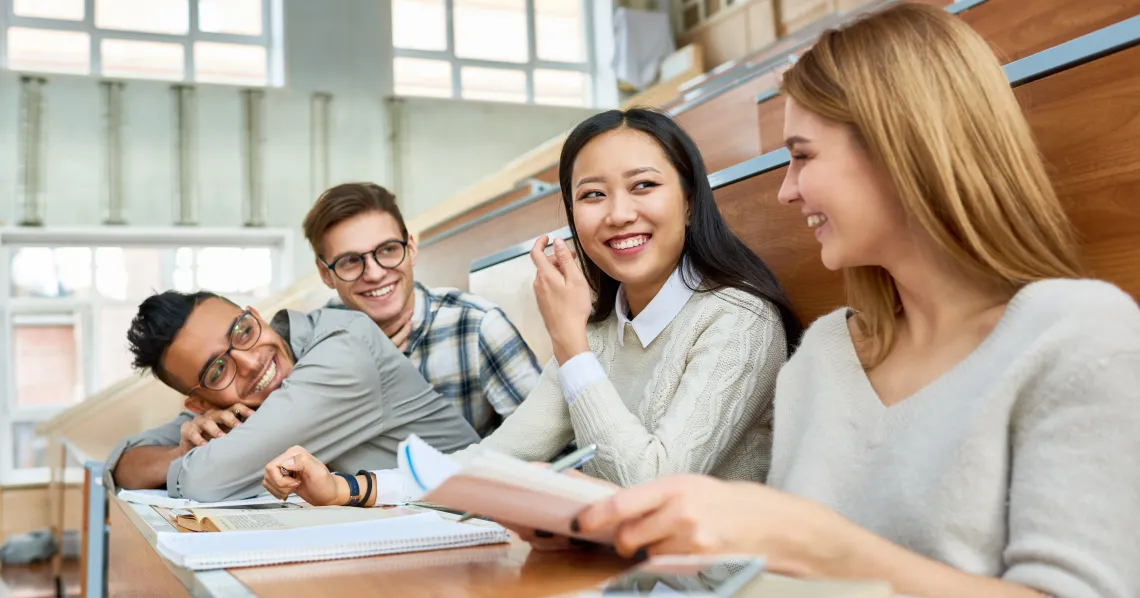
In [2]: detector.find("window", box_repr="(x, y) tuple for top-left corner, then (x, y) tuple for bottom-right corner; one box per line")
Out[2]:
(0, 228), (290, 484)
(1, 0), (280, 85)
(392, 0), (593, 106)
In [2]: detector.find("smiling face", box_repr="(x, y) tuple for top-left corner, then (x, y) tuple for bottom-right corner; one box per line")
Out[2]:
(570, 128), (688, 298)
(317, 210), (418, 327)
(162, 298), (295, 412)
(777, 97), (907, 271)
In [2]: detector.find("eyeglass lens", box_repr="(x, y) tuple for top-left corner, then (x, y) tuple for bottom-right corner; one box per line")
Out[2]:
(202, 312), (261, 391)
(332, 241), (406, 282)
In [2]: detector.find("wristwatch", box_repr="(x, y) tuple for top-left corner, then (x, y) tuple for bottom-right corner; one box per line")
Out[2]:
(333, 472), (362, 506)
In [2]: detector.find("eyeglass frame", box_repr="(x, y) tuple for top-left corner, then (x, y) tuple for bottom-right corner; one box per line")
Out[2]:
(319, 239), (410, 283)
(186, 309), (262, 397)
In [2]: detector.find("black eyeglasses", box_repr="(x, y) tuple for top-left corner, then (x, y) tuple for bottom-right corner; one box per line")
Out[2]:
(189, 310), (262, 394)
(321, 240), (409, 282)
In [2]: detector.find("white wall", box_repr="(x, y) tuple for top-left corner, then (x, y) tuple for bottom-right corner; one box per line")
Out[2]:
(391, 97), (596, 220)
(0, 0), (608, 285)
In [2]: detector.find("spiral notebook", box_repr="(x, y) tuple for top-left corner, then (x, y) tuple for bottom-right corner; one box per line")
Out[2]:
(156, 511), (509, 570)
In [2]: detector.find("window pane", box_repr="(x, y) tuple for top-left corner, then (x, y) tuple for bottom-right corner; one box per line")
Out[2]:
(95, 0), (189, 34)
(392, 0), (446, 51)
(240, 248), (274, 297)
(12, 423), (81, 470)
(13, 0), (84, 20)
(97, 306), (139, 391)
(195, 247), (244, 292)
(11, 247), (93, 298)
(534, 69), (588, 106)
(454, 0), (527, 63)
(7, 27), (90, 75)
(194, 42), (267, 85)
(101, 39), (186, 81)
(198, 0), (262, 35)
(94, 247), (163, 300)
(394, 57), (453, 98)
(13, 422), (48, 469)
(461, 66), (526, 103)
(13, 315), (83, 409)
(535, 0), (584, 63)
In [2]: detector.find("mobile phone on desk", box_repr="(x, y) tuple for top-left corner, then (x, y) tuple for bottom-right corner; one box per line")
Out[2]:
(581, 555), (765, 597)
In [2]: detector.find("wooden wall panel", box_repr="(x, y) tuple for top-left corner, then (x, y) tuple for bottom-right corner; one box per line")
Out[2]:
(1015, 45), (1140, 298)
(717, 170), (845, 324)
(717, 46), (1140, 330)
(421, 184), (540, 241)
(0, 485), (83, 544)
(416, 192), (566, 291)
(967, 0), (1140, 63)
(675, 72), (779, 172)
(106, 500), (187, 598)
(758, 95), (788, 153)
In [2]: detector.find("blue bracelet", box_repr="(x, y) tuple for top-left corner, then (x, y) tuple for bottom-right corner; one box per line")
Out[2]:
(333, 472), (361, 506)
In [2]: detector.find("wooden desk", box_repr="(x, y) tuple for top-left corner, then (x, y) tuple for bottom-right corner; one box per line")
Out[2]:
(106, 496), (632, 597)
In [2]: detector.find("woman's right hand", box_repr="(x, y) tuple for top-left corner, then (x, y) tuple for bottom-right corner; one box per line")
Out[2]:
(263, 446), (340, 505)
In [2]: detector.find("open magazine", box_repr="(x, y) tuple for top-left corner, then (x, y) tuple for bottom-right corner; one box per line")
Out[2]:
(398, 434), (620, 542)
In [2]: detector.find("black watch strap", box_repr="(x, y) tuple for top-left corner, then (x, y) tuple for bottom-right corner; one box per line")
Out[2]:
(333, 472), (361, 506)
(356, 470), (374, 507)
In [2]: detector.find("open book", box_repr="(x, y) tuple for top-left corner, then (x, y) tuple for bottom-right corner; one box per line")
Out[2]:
(399, 434), (619, 542)
(172, 505), (407, 532)
(117, 488), (306, 510)
(157, 511), (508, 570)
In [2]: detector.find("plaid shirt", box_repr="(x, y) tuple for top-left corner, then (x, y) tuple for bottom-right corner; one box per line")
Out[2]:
(329, 282), (540, 436)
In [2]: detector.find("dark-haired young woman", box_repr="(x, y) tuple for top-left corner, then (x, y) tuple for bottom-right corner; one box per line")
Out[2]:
(260, 108), (803, 509)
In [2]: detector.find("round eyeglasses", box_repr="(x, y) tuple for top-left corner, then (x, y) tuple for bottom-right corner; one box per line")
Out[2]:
(322, 240), (408, 283)
(188, 309), (262, 394)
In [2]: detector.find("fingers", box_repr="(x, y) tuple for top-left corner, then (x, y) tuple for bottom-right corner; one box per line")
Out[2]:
(181, 422), (208, 447)
(214, 410), (242, 430)
(199, 419), (226, 440)
(576, 479), (676, 533)
(611, 497), (686, 558)
(552, 238), (586, 282)
(530, 236), (557, 276)
(232, 404), (255, 420)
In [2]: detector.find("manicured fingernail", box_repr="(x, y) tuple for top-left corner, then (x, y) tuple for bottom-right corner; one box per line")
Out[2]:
(570, 517), (580, 533)
(570, 538), (598, 550)
(534, 530), (554, 538)
(554, 238), (565, 249)
(285, 458), (295, 466)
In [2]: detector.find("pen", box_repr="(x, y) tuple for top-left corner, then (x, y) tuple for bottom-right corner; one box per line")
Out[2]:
(456, 443), (597, 523)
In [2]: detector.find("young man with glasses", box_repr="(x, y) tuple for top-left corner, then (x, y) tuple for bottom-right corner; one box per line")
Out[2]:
(303, 183), (542, 437)
(105, 290), (480, 502)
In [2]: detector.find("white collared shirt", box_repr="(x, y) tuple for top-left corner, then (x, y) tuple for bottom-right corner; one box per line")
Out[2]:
(557, 263), (700, 405)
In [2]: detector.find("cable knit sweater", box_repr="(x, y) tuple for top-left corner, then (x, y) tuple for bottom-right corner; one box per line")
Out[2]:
(767, 279), (1140, 598)
(476, 286), (788, 486)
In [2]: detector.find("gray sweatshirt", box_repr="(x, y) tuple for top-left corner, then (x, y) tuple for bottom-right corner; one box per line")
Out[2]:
(768, 279), (1140, 598)
(104, 308), (480, 502)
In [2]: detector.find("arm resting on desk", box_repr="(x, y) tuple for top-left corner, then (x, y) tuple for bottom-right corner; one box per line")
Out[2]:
(103, 412), (192, 491)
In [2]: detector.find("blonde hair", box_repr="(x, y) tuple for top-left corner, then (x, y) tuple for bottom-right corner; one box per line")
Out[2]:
(780, 2), (1083, 365)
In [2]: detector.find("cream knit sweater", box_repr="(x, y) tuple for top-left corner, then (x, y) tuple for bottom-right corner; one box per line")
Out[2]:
(477, 286), (788, 486)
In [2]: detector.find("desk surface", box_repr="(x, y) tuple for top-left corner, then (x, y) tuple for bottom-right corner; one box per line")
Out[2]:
(110, 496), (632, 598)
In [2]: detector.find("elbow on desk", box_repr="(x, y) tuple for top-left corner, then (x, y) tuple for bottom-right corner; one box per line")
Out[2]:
(171, 466), (254, 503)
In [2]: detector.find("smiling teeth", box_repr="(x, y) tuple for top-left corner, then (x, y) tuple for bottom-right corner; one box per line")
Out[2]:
(365, 284), (395, 298)
(609, 236), (648, 250)
(254, 359), (276, 393)
(807, 214), (828, 229)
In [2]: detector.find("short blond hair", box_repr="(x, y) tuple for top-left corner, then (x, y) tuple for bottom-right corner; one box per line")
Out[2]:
(780, 3), (1082, 365)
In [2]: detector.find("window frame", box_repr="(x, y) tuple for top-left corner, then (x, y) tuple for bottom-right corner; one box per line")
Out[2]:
(393, 0), (597, 106)
(0, 0), (284, 86)
(0, 226), (293, 485)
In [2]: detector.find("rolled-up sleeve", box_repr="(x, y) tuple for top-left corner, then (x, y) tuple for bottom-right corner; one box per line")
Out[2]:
(102, 412), (192, 492)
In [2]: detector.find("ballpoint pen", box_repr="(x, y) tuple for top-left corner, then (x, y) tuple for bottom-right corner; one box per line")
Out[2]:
(456, 443), (598, 523)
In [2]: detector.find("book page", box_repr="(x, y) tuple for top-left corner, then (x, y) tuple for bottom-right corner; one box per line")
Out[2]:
(118, 488), (306, 509)
(192, 506), (410, 532)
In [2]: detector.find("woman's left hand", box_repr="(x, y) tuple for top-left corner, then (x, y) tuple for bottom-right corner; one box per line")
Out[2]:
(530, 236), (593, 364)
(575, 474), (855, 578)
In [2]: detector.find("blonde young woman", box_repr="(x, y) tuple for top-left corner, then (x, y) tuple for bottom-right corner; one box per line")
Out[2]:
(574, 5), (1140, 598)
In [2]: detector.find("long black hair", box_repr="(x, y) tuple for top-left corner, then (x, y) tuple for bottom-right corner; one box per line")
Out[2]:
(557, 108), (803, 355)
